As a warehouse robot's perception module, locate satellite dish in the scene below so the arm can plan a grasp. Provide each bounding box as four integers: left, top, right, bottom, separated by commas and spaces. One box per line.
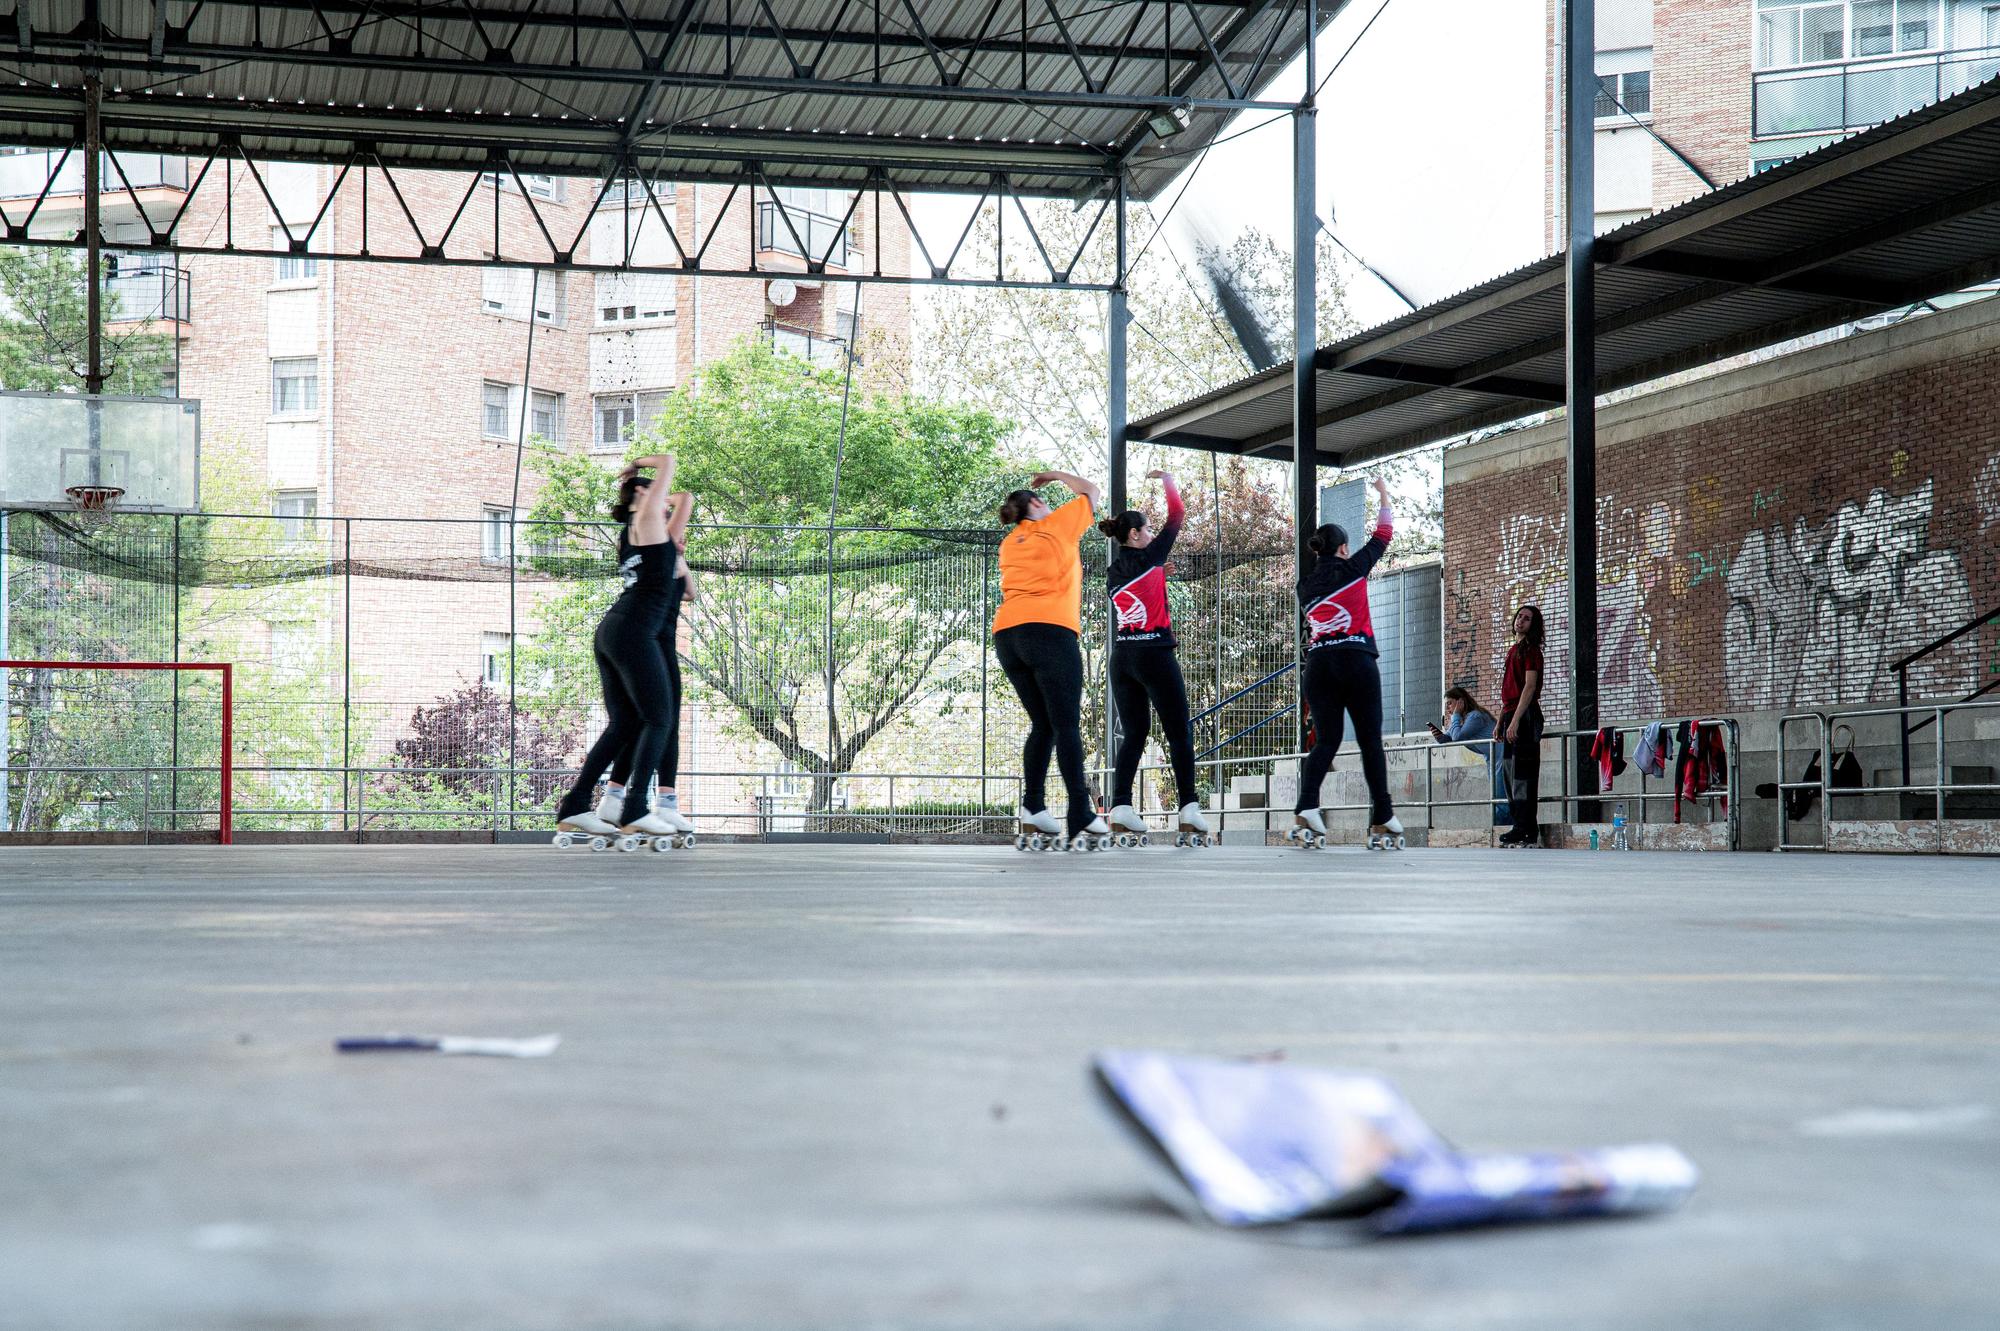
767, 278, 798, 307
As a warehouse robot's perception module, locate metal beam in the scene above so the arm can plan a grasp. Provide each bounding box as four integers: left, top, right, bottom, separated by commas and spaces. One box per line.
1290, 0, 1316, 750
1564, 0, 1599, 823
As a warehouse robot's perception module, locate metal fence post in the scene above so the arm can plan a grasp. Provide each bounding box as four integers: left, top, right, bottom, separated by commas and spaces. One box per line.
343, 517, 352, 836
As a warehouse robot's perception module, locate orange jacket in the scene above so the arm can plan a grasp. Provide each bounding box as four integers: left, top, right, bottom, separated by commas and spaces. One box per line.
992, 494, 1094, 635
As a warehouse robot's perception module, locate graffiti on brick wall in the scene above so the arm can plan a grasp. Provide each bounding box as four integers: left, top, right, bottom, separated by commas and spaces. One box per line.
1484, 498, 1673, 721
1722, 478, 1977, 709
1979, 452, 2000, 535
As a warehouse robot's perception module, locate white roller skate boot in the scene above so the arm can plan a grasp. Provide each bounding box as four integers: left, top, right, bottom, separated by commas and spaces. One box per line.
1015, 806, 1062, 852
1108, 804, 1149, 849
1287, 807, 1328, 850
1175, 802, 1214, 848
553, 809, 618, 851
1071, 815, 1112, 852
616, 811, 683, 854
653, 794, 696, 846
1367, 814, 1406, 851
593, 786, 627, 826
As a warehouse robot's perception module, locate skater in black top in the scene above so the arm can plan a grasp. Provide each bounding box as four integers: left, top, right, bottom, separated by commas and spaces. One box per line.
1099, 468, 1211, 847
554, 453, 686, 844
1289, 476, 1402, 850
595, 490, 697, 840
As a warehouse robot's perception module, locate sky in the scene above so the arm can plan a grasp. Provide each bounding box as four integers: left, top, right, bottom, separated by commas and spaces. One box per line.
909, 0, 1549, 334
1173, 0, 1548, 329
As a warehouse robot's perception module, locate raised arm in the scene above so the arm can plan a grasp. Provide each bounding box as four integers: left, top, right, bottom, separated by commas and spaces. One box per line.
620, 453, 676, 541
1030, 469, 1101, 510
664, 490, 694, 546
1146, 468, 1185, 561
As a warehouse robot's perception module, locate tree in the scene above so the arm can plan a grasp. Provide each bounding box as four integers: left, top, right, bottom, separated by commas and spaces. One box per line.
0, 247, 172, 394
524, 340, 1021, 811
391, 682, 582, 806
912, 199, 1442, 562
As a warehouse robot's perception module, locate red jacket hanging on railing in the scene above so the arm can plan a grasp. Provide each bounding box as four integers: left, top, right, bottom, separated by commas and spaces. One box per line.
1674, 720, 1729, 823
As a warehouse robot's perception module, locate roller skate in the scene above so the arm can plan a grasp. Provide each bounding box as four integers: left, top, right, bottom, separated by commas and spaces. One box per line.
1285, 807, 1327, 850
593, 787, 627, 826
1014, 806, 1063, 852
1069, 815, 1113, 852
1107, 804, 1150, 849
552, 810, 616, 852
1174, 802, 1214, 849
653, 797, 697, 849
615, 811, 688, 854
1366, 814, 1406, 851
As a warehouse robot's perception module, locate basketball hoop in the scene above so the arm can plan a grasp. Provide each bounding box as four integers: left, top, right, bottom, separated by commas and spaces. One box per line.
64, 484, 125, 532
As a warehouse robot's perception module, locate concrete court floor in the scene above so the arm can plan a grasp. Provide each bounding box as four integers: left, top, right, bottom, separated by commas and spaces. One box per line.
1, 843, 1996, 1331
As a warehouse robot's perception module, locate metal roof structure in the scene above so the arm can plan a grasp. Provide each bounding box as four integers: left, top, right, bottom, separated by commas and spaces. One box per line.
0, 1, 1324, 198
1129, 75, 2000, 468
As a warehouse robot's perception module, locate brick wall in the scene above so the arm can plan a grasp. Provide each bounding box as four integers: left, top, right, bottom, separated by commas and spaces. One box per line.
1650, 0, 1751, 208
1444, 302, 2000, 725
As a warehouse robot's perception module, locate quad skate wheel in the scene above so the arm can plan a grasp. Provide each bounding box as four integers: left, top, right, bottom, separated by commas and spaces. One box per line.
1189, 833, 1208, 848
1394, 835, 1406, 850
1014, 834, 1029, 851
1050, 835, 1069, 852
651, 835, 674, 852
1138, 833, 1150, 848
616, 834, 642, 853
589, 836, 609, 852
1174, 833, 1187, 848
1026, 834, 1045, 852
553, 832, 575, 849
1115, 833, 1136, 850
681, 833, 697, 849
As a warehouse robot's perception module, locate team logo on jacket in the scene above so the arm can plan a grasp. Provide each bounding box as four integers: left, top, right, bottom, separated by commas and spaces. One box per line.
1305, 597, 1352, 637
1113, 585, 1148, 629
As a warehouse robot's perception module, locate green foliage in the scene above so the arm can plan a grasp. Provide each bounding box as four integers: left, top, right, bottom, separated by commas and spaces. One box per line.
0, 247, 172, 394
523, 339, 1019, 808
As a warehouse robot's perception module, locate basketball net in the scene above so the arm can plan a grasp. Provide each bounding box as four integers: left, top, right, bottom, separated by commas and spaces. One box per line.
64, 484, 124, 533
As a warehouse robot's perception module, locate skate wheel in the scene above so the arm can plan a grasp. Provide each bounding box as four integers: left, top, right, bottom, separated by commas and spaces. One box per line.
1026, 834, 1044, 852
616, 835, 641, 853
681, 833, 697, 849
652, 835, 674, 852
1014, 834, 1029, 851
1394, 836, 1406, 850
1174, 834, 1186, 848
589, 837, 609, 852
1115, 834, 1135, 850
553, 832, 574, 849
1138, 833, 1150, 848
1191, 833, 1207, 848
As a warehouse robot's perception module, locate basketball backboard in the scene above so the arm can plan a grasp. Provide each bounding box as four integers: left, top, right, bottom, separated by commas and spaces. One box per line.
0, 391, 201, 514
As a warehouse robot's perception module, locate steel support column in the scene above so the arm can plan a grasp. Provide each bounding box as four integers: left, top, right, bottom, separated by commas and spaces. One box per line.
1563, 0, 1600, 825
1291, 2, 1319, 748
1104, 178, 1130, 785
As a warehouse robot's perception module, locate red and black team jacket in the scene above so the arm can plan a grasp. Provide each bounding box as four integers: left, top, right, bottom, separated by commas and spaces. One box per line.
1296, 507, 1393, 658
1105, 483, 1184, 648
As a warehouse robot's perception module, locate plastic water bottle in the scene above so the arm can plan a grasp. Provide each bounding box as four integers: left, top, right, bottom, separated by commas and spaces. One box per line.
1613, 802, 1629, 851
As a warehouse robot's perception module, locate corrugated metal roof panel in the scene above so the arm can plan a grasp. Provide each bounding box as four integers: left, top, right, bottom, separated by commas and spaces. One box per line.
1131, 77, 2000, 467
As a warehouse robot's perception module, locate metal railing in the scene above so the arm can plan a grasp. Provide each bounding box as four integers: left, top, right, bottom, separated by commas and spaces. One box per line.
1103, 712, 1737, 848
105, 265, 191, 325
0, 149, 190, 201
1753, 43, 2000, 137
1892, 602, 2000, 785
762, 319, 849, 369
1778, 699, 2000, 854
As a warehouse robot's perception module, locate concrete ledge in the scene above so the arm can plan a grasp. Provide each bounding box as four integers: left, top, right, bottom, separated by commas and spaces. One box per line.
1547, 822, 1731, 851
1828, 819, 2000, 855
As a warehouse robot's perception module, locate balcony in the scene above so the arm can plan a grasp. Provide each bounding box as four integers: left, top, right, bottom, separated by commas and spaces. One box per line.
105, 259, 192, 326
763, 320, 849, 369
1754, 44, 2000, 137
0, 149, 189, 202
755, 201, 854, 269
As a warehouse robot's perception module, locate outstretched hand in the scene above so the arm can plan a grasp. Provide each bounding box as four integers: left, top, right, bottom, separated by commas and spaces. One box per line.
1372, 476, 1390, 501
1145, 468, 1171, 482
1028, 471, 1060, 488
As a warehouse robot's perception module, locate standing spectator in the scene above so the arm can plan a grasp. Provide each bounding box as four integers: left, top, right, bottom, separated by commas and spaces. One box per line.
1496, 605, 1546, 847
1428, 687, 1506, 825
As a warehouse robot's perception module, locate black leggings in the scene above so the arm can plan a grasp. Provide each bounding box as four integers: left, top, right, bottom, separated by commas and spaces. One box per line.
1296, 649, 1392, 824
1502, 704, 1544, 837
558, 608, 678, 826
993, 622, 1092, 834
1110, 641, 1196, 810
611, 637, 681, 791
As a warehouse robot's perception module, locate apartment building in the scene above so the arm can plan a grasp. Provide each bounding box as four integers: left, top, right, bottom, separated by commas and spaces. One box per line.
1548, 0, 2000, 239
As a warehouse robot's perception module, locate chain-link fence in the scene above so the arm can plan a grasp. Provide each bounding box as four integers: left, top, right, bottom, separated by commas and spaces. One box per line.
3, 508, 1301, 836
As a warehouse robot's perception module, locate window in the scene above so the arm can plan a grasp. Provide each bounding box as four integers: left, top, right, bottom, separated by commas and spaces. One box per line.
592, 390, 668, 453
1985, 5, 2000, 48
274, 489, 318, 542
480, 267, 565, 324
1752, 153, 1802, 172
482, 381, 513, 439
758, 186, 857, 265
481, 506, 516, 563
1756, 0, 1845, 67
271, 357, 318, 415
480, 170, 562, 201
530, 389, 563, 442
834, 307, 860, 345
481, 632, 511, 685
1595, 69, 1651, 119
272, 225, 317, 282
602, 176, 677, 206
268, 621, 312, 671
594, 273, 674, 325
